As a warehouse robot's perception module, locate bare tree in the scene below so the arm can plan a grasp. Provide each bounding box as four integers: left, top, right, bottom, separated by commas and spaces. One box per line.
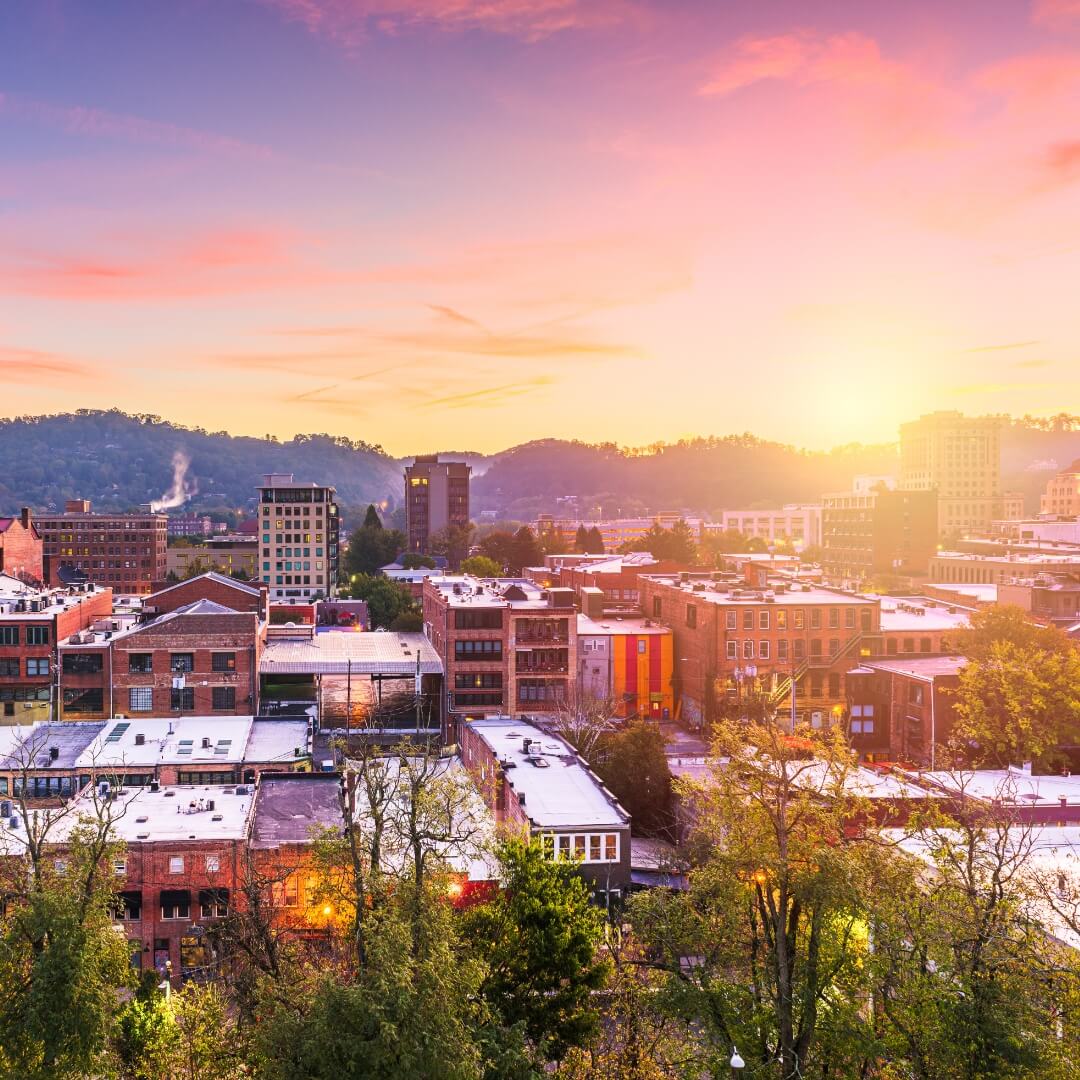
545, 686, 621, 766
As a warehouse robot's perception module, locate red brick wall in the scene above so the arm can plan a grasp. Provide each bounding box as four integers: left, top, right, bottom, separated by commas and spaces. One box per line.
0, 514, 43, 582
144, 577, 267, 618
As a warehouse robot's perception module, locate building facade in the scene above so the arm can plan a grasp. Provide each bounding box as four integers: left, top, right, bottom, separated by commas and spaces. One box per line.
0, 509, 43, 583
423, 577, 577, 720
576, 614, 674, 720
405, 455, 471, 555
899, 411, 1017, 533
708, 504, 823, 550
1040, 459, 1080, 517
165, 536, 259, 583
822, 487, 938, 585
37, 500, 168, 594
257, 474, 339, 601
636, 572, 880, 730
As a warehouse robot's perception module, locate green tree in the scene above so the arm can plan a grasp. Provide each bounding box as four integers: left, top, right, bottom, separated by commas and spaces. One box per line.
429, 523, 475, 570
584, 526, 605, 554
348, 574, 419, 629
461, 554, 502, 578
400, 552, 436, 570
465, 838, 609, 1061
510, 526, 544, 573
477, 531, 516, 571
574, 525, 589, 553
345, 506, 405, 577
621, 521, 698, 564
596, 723, 672, 838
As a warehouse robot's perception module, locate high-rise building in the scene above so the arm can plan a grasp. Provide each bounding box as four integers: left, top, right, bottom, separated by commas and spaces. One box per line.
899, 412, 1009, 533
405, 455, 471, 555
256, 474, 339, 601
37, 500, 168, 594
1040, 459, 1080, 517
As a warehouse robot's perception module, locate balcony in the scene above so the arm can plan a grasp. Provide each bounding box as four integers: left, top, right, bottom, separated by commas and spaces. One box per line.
515, 630, 569, 646
516, 660, 569, 675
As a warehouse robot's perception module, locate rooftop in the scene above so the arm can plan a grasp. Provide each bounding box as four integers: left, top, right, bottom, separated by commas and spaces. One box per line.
427, 575, 573, 610
260, 631, 442, 676
914, 767, 1080, 807
249, 772, 343, 847
922, 582, 999, 604
0, 721, 108, 771
934, 550, 1080, 565
640, 574, 874, 606
576, 613, 671, 636
858, 655, 968, 680
875, 596, 972, 632
467, 717, 628, 830
147, 572, 263, 602
0, 577, 109, 619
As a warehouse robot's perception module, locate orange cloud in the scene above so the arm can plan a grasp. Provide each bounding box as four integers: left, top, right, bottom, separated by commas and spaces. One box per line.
421, 376, 554, 409
0, 346, 93, 383
0, 93, 271, 159
1045, 138, 1080, 178
260, 0, 632, 46
1032, 0, 1080, 28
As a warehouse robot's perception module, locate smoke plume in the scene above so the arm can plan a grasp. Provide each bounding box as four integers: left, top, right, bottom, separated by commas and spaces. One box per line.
150, 450, 197, 512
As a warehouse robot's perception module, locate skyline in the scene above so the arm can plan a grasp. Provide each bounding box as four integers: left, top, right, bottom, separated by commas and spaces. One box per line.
4, 1, 1080, 453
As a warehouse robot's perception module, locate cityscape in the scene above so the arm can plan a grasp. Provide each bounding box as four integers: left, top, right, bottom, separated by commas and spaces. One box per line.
5, 2, 1080, 1079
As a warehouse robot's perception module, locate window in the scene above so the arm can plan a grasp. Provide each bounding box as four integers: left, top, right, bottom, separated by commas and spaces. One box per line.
170, 688, 195, 711
793, 640, 805, 660
828, 673, 840, 697
776, 610, 788, 630
686, 604, 697, 629
759, 641, 770, 660
828, 639, 839, 658
26, 626, 49, 645
161, 891, 190, 920
743, 640, 754, 659
652, 597, 662, 618
605, 834, 617, 861
454, 610, 503, 630
810, 639, 822, 657
810, 609, 822, 629
170, 653, 194, 673
726, 640, 738, 659
455, 673, 502, 689
845, 608, 855, 628
725, 610, 737, 630
793, 610, 805, 630
128, 653, 153, 673
742, 611, 754, 630
0, 659, 17, 676
589, 835, 602, 861
114, 858, 127, 874
200, 889, 229, 919
169, 856, 185, 874
0, 627, 18, 646
909, 684, 925, 706
455, 640, 504, 660
828, 608, 839, 628
206, 855, 220, 873
920, 637, 932, 653
212, 687, 236, 711
637, 639, 647, 655
272, 877, 299, 907
116, 891, 141, 920
129, 687, 153, 712
860, 609, 872, 631
26, 658, 49, 676
63, 652, 102, 674
759, 611, 769, 630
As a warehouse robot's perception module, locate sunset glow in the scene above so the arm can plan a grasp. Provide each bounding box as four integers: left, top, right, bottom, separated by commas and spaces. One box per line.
3, 1, 1080, 451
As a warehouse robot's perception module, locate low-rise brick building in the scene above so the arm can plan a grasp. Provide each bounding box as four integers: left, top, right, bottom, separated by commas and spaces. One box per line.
0, 509, 43, 584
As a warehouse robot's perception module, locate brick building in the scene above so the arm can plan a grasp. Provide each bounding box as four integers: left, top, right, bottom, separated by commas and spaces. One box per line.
0, 509, 43, 583
547, 553, 686, 612
143, 573, 267, 619
636, 572, 880, 730
1040, 459, 1080, 517
845, 656, 965, 765
423, 576, 577, 721
576, 613, 674, 720
58, 598, 264, 721
404, 455, 471, 556
0, 576, 113, 721
37, 500, 168, 594
460, 716, 630, 899
165, 536, 259, 583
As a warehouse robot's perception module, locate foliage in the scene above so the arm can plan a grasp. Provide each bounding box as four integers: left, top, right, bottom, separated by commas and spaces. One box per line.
344, 507, 406, 576
464, 838, 609, 1061
346, 573, 419, 628
400, 552, 436, 569
573, 525, 605, 555
596, 723, 673, 838
429, 523, 476, 570
477, 526, 544, 574
947, 606, 1080, 767
461, 554, 503, 577
619, 521, 698, 564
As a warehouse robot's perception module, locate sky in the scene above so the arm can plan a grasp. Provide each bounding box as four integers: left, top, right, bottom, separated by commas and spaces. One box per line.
2, 0, 1080, 455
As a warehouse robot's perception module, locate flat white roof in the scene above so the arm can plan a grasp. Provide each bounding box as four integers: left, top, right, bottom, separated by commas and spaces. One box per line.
875, 596, 972, 632
76, 717, 254, 768
467, 718, 628, 830
577, 613, 671, 637
917, 768, 1080, 807
862, 656, 967, 680
244, 718, 312, 764
923, 583, 999, 604
260, 631, 442, 676
641, 575, 872, 606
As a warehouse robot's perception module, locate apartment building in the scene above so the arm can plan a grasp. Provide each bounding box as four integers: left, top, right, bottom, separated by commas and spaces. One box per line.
0, 575, 113, 721
404, 455, 471, 555
1040, 459, 1080, 517
257, 474, 339, 601
899, 412, 1022, 533
576, 613, 674, 720
423, 576, 577, 721
929, 550, 1080, 585
166, 514, 226, 538
0, 508, 43, 583
821, 486, 938, 585
636, 572, 879, 730
37, 499, 168, 594
166, 535, 259, 583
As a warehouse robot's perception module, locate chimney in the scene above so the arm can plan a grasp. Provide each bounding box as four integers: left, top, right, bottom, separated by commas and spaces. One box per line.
20, 507, 31, 531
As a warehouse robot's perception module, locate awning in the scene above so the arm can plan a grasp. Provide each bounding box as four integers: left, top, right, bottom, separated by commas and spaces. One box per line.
160, 889, 190, 907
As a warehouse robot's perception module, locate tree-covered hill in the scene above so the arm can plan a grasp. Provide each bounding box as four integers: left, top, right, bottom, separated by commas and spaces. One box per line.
0, 410, 402, 516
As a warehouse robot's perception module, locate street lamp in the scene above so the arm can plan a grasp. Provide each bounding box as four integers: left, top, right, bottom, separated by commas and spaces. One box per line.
730, 1047, 745, 1074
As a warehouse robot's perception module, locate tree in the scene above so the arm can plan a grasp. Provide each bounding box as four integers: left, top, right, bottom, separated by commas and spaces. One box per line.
946, 606, 1080, 767
574, 525, 589, 553
630, 719, 880, 1078
584, 526, 605, 554
510, 526, 544, 573
464, 838, 609, 1061
547, 688, 620, 767
429, 523, 475, 570
477, 531, 516, 571
400, 552, 435, 570
460, 554, 502, 578
596, 723, 673, 838
620, 521, 697, 564
345, 506, 405, 577
348, 574, 419, 629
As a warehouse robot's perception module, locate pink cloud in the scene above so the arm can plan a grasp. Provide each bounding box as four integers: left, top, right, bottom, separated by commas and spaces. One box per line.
260, 0, 632, 46
0, 346, 93, 383
975, 51, 1080, 106
1032, 0, 1080, 28
0, 93, 272, 159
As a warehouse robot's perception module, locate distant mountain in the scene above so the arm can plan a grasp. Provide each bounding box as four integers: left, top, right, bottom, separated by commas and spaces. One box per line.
2, 410, 1078, 523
